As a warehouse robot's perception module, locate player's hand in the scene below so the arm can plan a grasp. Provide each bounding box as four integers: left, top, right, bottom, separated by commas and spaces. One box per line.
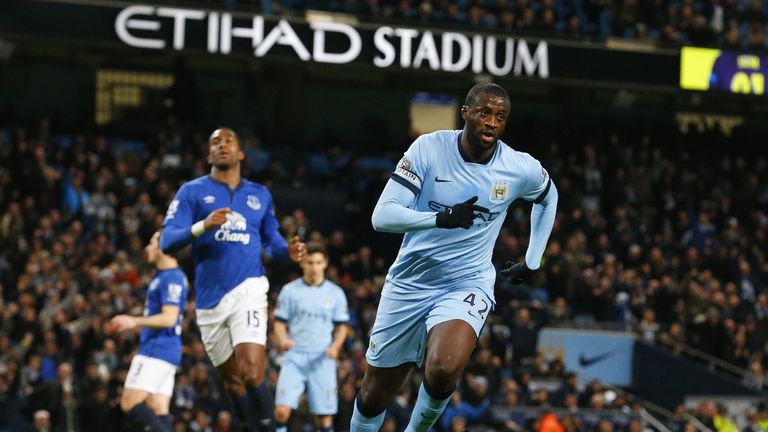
110, 315, 138, 332
435, 196, 489, 229
288, 236, 306, 263
203, 208, 232, 231
326, 345, 341, 359
277, 338, 295, 352
500, 261, 537, 284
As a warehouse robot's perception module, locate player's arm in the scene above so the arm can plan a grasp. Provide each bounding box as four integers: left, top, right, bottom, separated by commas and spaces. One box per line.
160, 185, 234, 253
273, 288, 294, 351
524, 180, 558, 270
273, 319, 294, 352
373, 139, 488, 232
111, 305, 180, 331
371, 179, 437, 232
372, 180, 489, 232
326, 323, 349, 360
501, 164, 558, 283
327, 289, 351, 359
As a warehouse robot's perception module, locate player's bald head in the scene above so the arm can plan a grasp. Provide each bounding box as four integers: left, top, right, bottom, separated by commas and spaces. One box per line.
464, 83, 510, 107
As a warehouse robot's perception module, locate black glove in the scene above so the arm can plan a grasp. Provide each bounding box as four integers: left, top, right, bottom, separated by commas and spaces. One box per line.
500, 261, 537, 284
435, 196, 490, 229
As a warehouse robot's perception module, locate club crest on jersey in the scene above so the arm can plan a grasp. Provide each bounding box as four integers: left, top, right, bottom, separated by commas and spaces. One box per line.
247, 195, 262, 211
203, 195, 216, 204
490, 180, 509, 202
215, 211, 251, 244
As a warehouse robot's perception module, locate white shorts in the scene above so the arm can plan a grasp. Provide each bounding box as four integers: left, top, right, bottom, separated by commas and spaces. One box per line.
124, 355, 177, 396
196, 277, 269, 367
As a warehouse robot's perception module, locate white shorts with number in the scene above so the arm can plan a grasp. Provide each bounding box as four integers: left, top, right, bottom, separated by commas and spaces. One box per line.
196, 276, 269, 367
124, 355, 177, 396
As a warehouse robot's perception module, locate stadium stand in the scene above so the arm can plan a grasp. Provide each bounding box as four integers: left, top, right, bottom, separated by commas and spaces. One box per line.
139, 0, 768, 48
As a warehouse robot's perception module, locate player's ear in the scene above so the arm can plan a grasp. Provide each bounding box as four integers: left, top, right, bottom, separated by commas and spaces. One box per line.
460, 105, 469, 120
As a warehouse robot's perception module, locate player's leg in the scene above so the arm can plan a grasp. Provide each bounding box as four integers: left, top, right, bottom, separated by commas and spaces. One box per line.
145, 394, 172, 430
306, 355, 338, 432
274, 406, 292, 432
352, 294, 431, 432
218, 354, 257, 431
145, 359, 177, 431
352, 363, 412, 432
404, 289, 491, 432
404, 320, 476, 432
230, 277, 274, 431
122, 355, 170, 432
198, 303, 256, 431
316, 415, 334, 432
275, 354, 307, 432
234, 343, 274, 432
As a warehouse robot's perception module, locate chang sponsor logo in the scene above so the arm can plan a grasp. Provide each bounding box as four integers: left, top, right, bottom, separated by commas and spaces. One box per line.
214, 211, 251, 244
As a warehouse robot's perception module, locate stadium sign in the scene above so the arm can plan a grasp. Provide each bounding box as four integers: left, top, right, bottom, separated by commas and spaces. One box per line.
114, 5, 548, 78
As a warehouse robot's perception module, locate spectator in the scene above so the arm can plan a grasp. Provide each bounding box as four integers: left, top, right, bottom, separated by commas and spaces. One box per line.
32, 410, 51, 432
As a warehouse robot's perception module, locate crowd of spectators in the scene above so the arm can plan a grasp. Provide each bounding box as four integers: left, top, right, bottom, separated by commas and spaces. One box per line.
188, 0, 768, 49
0, 117, 766, 431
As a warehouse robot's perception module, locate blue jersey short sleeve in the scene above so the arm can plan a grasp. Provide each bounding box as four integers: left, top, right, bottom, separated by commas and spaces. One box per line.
139, 268, 188, 365
161, 280, 186, 307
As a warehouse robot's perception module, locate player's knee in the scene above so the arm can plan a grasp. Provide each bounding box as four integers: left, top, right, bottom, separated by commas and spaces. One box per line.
145, 396, 169, 415
120, 394, 140, 413
425, 357, 463, 389
316, 415, 333, 428
357, 386, 390, 415
275, 406, 291, 423
242, 372, 265, 388
221, 373, 246, 396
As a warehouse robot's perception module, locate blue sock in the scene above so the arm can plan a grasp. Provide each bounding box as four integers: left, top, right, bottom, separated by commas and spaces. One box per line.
276, 422, 288, 432
404, 381, 453, 432
232, 394, 258, 432
247, 384, 276, 432
350, 394, 386, 432
159, 415, 172, 431
127, 403, 167, 432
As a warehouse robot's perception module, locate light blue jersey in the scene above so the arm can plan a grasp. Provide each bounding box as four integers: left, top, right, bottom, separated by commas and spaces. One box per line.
274, 278, 349, 353
160, 176, 289, 309
384, 130, 551, 303
138, 268, 189, 366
